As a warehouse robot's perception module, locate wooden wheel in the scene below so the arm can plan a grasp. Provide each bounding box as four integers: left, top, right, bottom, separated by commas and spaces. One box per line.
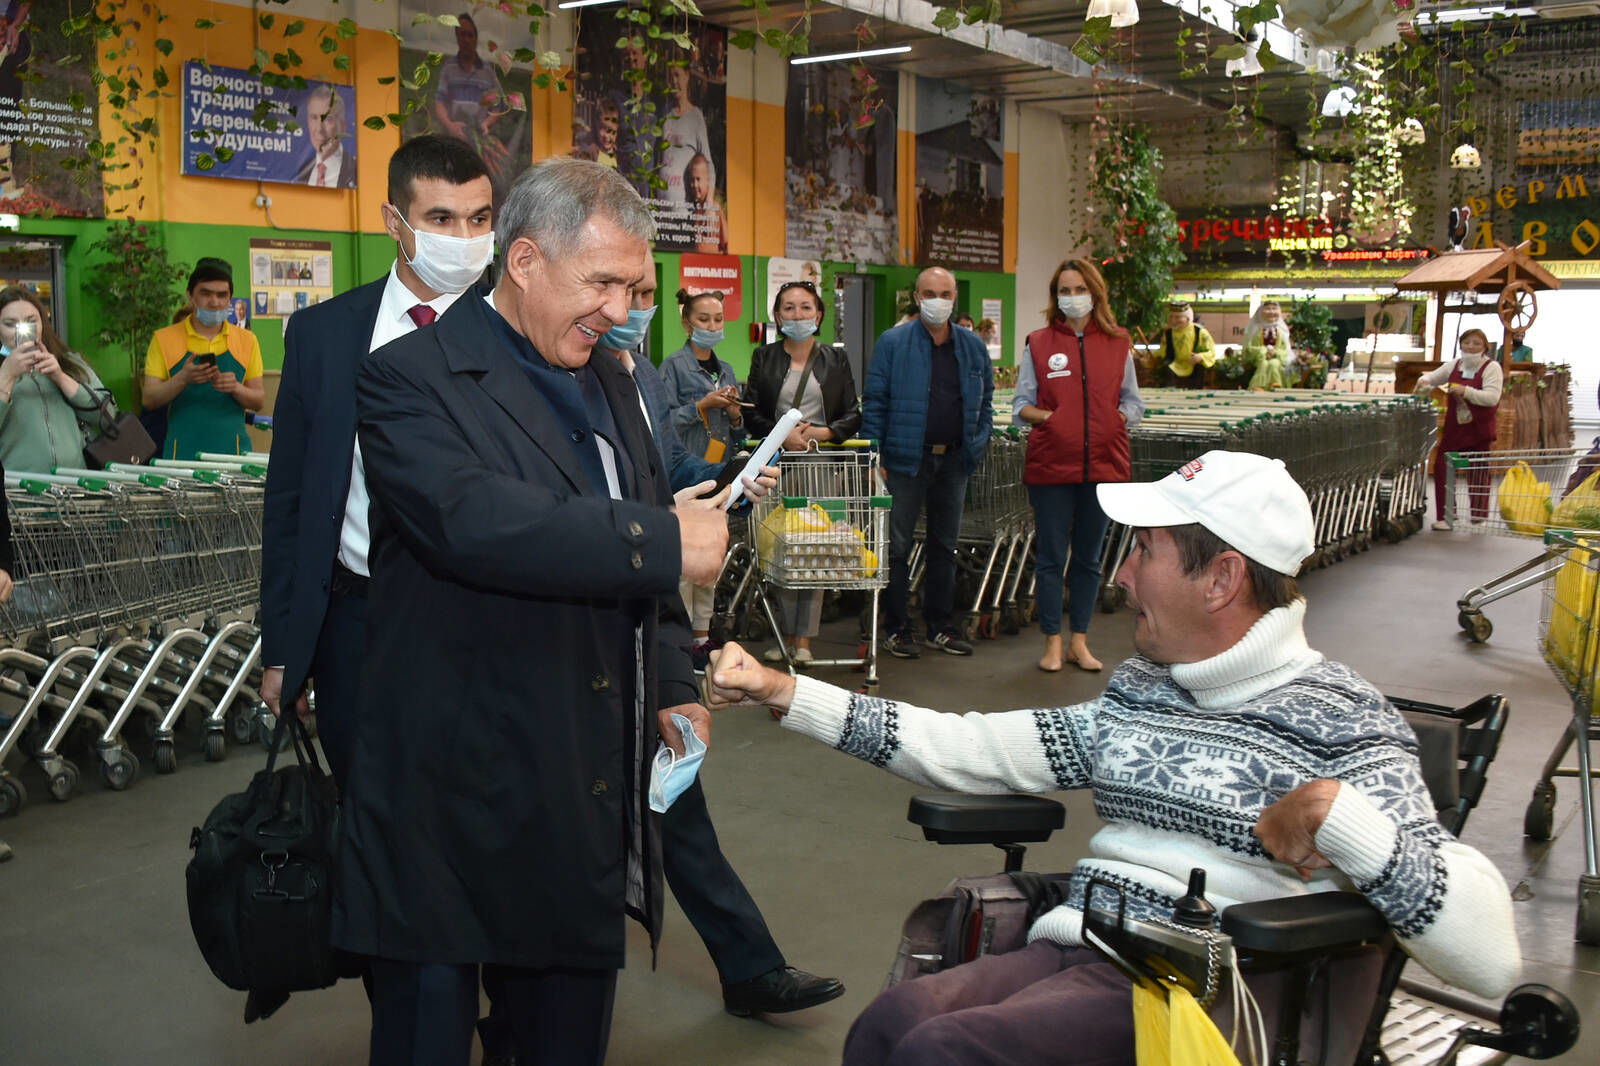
1497, 280, 1538, 332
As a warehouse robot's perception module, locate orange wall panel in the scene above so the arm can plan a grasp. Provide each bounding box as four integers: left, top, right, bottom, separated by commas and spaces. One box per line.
1004, 150, 1019, 274
531, 80, 574, 163
114, 2, 400, 231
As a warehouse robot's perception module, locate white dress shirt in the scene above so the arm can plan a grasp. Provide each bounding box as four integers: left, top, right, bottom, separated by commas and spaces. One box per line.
337, 265, 464, 575
306, 145, 349, 188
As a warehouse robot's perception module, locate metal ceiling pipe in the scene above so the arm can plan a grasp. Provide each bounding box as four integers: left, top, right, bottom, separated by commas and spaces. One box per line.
816, 0, 1226, 113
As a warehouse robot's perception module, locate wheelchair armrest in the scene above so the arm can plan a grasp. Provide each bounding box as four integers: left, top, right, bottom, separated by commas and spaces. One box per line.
907, 793, 1066, 845
1221, 892, 1389, 955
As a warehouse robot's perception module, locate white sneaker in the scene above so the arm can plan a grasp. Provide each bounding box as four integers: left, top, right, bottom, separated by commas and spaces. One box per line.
764, 647, 786, 663
792, 647, 814, 665
1431, 520, 1451, 531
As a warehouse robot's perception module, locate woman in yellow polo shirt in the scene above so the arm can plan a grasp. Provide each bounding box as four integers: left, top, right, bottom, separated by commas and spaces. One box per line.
143, 257, 265, 460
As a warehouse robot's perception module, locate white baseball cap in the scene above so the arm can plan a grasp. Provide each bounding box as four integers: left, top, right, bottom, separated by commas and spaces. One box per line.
1096, 451, 1314, 575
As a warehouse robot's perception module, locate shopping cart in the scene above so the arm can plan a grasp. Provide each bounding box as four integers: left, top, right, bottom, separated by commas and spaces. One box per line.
929, 432, 1033, 641
1098, 391, 1435, 601
1532, 529, 1600, 944
0, 458, 268, 824
1445, 448, 1590, 643
746, 444, 889, 689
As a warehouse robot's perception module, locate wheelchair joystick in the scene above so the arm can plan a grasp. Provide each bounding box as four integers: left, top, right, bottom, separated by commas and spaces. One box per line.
1173, 867, 1217, 930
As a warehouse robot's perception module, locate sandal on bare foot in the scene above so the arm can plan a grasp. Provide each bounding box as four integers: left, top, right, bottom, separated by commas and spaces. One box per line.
1066, 642, 1103, 672
1039, 636, 1064, 672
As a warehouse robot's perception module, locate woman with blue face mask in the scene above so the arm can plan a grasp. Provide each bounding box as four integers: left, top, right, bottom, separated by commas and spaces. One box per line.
742, 279, 862, 665
661, 289, 741, 466
0, 286, 115, 474
661, 288, 741, 657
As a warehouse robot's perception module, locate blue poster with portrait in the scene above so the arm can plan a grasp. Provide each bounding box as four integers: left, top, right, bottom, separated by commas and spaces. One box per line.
180, 62, 358, 188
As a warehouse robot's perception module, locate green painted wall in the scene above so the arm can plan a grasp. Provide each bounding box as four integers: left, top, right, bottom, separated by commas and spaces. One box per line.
12, 216, 394, 407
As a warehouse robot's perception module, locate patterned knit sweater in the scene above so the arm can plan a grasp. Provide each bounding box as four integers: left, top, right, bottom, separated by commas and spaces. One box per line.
781, 601, 1521, 999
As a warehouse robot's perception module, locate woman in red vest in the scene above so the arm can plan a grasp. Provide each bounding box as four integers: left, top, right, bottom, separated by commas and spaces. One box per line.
1013, 259, 1144, 672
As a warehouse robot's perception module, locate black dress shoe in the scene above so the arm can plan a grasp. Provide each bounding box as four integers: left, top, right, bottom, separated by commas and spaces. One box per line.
723, 966, 845, 1017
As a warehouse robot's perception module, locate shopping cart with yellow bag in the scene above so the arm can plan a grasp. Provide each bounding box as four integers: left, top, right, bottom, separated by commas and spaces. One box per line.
747, 443, 890, 689
1531, 529, 1600, 944
1444, 448, 1594, 643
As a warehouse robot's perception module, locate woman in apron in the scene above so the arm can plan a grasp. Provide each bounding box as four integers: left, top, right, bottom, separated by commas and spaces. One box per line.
1413, 328, 1502, 530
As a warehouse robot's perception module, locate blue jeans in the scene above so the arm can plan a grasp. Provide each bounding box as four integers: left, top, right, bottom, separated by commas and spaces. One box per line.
886, 449, 970, 636
1028, 483, 1111, 637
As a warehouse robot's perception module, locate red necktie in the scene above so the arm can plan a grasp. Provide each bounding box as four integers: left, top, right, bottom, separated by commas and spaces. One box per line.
316, 161, 327, 186
407, 304, 437, 328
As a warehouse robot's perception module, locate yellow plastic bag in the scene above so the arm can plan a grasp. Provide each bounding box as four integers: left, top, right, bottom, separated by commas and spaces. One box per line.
1497, 461, 1552, 536
1133, 981, 1243, 1066
1554, 470, 1600, 530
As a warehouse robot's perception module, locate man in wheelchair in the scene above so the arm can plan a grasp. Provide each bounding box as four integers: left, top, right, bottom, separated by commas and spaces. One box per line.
706, 450, 1522, 1066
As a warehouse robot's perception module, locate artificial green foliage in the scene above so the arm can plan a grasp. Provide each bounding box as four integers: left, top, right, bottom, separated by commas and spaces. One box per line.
87, 219, 188, 393
1288, 298, 1335, 361
1087, 120, 1185, 338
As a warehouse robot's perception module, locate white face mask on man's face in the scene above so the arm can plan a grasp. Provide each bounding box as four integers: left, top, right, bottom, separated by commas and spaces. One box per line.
390, 205, 495, 295
918, 297, 953, 327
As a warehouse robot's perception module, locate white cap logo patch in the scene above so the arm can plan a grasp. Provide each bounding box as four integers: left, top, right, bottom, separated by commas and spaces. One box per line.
1178, 458, 1204, 481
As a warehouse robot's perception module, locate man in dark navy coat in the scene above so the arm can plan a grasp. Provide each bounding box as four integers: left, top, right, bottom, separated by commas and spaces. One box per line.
260, 134, 495, 787
332, 158, 728, 1066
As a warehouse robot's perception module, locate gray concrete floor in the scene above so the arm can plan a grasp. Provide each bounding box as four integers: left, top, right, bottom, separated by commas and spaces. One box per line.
0, 529, 1596, 1064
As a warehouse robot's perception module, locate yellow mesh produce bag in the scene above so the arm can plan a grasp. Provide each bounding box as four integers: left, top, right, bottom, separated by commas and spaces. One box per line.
1132, 981, 1244, 1066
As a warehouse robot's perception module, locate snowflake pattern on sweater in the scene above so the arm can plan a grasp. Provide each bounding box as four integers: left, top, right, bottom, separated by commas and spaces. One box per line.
839, 656, 1448, 939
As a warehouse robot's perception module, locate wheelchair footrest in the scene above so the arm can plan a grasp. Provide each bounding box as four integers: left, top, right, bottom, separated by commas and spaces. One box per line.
907, 793, 1066, 845
1381, 987, 1503, 1066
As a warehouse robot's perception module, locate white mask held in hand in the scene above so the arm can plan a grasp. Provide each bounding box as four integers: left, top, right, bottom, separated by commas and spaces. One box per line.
1057, 293, 1094, 320
648, 713, 707, 813
391, 206, 495, 295
918, 297, 953, 328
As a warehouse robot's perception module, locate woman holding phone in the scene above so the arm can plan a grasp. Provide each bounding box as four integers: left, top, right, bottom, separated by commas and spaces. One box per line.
742, 279, 861, 664
660, 289, 743, 659
0, 286, 114, 473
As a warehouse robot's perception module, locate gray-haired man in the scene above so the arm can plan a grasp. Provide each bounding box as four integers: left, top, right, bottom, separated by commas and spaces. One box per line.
334, 158, 728, 1065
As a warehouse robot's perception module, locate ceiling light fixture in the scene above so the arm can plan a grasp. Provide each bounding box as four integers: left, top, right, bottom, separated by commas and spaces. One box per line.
1086, 0, 1141, 28
791, 45, 913, 66
1417, 4, 1538, 23
1321, 85, 1358, 117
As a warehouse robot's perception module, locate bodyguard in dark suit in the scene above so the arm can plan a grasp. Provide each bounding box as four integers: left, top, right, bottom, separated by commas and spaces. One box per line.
260, 136, 495, 787
334, 158, 729, 1066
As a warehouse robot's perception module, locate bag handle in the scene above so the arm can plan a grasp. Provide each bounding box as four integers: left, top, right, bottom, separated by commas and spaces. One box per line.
84, 386, 119, 435
263, 705, 327, 781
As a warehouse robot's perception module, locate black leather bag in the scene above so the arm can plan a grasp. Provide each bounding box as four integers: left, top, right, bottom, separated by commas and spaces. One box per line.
83, 391, 157, 468
186, 713, 342, 1007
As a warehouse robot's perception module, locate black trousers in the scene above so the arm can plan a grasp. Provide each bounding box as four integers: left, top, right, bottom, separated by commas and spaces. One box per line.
308, 587, 366, 791
369, 958, 616, 1066
662, 775, 786, 983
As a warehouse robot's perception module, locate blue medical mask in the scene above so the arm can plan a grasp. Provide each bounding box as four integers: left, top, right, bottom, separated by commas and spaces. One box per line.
648, 713, 707, 814
691, 327, 724, 349
601, 306, 658, 351
779, 318, 819, 342
195, 307, 230, 328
